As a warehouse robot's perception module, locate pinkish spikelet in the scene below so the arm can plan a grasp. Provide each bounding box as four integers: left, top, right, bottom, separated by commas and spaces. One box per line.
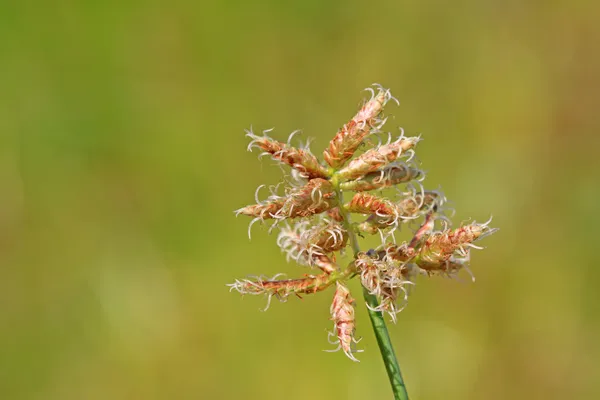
275, 178, 337, 219
355, 191, 444, 234
246, 128, 329, 179
339, 164, 423, 192
416, 219, 497, 279
228, 273, 334, 310
355, 252, 414, 322
345, 192, 398, 219
396, 191, 443, 218
238, 179, 337, 223
235, 201, 284, 219
323, 85, 396, 168
356, 253, 381, 296
277, 221, 347, 274
336, 136, 420, 181
328, 282, 361, 361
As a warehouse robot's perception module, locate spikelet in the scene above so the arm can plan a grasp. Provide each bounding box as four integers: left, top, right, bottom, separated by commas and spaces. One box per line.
235, 199, 284, 219
355, 252, 414, 322
356, 191, 444, 234
237, 179, 337, 222
419, 220, 495, 263
340, 164, 423, 192
228, 273, 334, 310
247, 128, 328, 179
323, 85, 397, 168
328, 282, 361, 361
277, 220, 347, 273
336, 136, 420, 181
345, 192, 398, 219
275, 178, 337, 219
415, 219, 497, 279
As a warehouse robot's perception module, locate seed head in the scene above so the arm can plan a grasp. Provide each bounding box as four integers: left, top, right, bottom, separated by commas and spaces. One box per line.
230, 85, 497, 361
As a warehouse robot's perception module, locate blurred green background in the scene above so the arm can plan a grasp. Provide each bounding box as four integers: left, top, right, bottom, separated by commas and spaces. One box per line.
1, 1, 599, 399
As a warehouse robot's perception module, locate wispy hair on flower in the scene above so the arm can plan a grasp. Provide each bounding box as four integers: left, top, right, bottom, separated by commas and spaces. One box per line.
228, 84, 497, 365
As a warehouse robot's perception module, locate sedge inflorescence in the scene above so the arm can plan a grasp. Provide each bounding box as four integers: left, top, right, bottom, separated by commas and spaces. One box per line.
229, 85, 497, 362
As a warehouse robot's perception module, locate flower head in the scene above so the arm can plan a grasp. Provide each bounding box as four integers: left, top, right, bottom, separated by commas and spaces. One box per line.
230, 85, 497, 361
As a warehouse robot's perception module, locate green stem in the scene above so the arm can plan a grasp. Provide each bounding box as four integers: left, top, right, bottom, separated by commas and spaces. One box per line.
363, 289, 409, 400
333, 183, 409, 400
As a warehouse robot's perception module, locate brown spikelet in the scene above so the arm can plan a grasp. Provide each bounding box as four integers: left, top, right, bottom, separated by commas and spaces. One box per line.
419, 221, 496, 264
236, 199, 284, 219
355, 252, 380, 294
416, 259, 465, 276
336, 137, 420, 181
246, 129, 328, 179
277, 220, 347, 274
355, 252, 413, 322
344, 193, 397, 218
228, 273, 334, 305
329, 282, 360, 361
340, 164, 423, 192
312, 254, 337, 274
307, 222, 348, 253
355, 191, 443, 234
276, 178, 337, 219
324, 86, 394, 168
396, 191, 441, 217
415, 220, 497, 278
237, 180, 338, 222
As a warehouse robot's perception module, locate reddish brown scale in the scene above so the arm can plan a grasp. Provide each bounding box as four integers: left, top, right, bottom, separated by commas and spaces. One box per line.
345, 193, 396, 217
326, 208, 344, 222
417, 259, 463, 276
408, 212, 436, 249
312, 254, 337, 274
380, 244, 415, 263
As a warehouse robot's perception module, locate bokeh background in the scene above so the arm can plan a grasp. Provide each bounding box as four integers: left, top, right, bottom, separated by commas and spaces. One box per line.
1, 1, 599, 399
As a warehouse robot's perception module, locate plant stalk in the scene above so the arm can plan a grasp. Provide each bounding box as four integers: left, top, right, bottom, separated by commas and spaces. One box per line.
333, 184, 409, 400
